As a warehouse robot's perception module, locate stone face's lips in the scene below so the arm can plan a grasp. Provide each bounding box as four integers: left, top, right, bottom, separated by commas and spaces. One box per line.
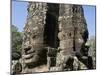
23, 54, 33, 59
26, 50, 35, 54
24, 55, 40, 64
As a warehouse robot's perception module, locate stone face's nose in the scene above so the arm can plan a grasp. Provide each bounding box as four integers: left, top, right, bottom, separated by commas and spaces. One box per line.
23, 40, 32, 54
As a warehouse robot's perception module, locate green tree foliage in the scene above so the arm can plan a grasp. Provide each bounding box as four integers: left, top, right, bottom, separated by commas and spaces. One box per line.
11, 25, 22, 60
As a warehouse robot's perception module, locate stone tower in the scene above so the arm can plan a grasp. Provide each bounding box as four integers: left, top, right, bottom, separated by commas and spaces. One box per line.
56, 4, 89, 71
21, 2, 92, 73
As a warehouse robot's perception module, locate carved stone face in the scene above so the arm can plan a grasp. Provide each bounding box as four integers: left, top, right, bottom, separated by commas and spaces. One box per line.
22, 28, 46, 67
22, 2, 47, 68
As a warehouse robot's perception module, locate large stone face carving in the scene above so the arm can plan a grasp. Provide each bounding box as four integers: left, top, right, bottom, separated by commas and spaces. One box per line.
56, 5, 88, 70
22, 2, 47, 73
20, 2, 92, 73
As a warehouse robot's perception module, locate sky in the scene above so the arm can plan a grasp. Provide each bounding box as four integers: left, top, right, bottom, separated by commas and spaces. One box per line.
12, 1, 96, 38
